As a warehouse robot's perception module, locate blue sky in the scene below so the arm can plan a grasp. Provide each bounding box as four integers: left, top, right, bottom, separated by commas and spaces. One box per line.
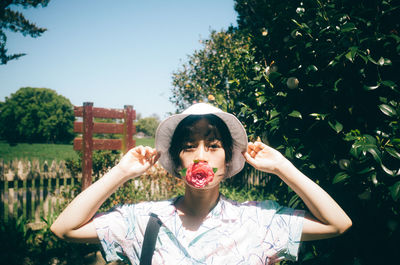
0, 0, 237, 119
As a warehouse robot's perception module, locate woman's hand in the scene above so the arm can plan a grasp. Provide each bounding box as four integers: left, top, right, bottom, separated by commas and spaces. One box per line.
244, 140, 352, 240
243, 141, 289, 175
116, 145, 160, 179
50, 145, 160, 243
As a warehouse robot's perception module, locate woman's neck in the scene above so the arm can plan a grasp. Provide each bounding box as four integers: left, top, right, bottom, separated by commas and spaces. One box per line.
175, 184, 220, 230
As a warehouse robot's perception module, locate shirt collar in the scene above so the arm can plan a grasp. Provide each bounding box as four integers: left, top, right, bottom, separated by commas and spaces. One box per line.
149, 196, 179, 219
216, 194, 240, 222
150, 194, 240, 224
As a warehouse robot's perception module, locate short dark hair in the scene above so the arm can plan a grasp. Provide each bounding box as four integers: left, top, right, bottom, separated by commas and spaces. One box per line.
169, 114, 233, 171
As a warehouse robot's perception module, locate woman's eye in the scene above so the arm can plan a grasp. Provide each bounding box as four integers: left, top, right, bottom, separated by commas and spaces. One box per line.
183, 144, 195, 150
210, 143, 222, 149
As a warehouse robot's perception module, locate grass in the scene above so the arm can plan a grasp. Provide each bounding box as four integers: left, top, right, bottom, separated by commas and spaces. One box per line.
0, 137, 155, 163
134, 137, 155, 147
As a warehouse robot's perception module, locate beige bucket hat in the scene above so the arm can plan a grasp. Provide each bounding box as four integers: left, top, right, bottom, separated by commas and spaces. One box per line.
155, 103, 248, 178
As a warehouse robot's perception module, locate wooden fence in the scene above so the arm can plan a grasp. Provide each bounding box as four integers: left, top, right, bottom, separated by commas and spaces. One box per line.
0, 159, 86, 228
0, 158, 271, 228
73, 103, 136, 190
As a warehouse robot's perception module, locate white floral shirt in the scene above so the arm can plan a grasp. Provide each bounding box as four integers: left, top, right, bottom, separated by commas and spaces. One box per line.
93, 195, 304, 265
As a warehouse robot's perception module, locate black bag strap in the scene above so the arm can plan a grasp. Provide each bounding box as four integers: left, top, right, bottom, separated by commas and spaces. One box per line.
140, 213, 161, 265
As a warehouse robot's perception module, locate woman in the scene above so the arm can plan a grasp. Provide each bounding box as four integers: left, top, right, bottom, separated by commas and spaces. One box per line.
51, 103, 352, 264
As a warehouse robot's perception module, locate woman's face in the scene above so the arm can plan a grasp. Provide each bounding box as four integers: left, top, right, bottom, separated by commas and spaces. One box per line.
179, 118, 226, 188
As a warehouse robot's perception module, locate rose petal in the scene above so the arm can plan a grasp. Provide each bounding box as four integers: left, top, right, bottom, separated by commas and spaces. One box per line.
185, 161, 215, 188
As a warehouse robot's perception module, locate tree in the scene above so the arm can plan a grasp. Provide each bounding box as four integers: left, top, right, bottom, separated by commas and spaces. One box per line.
135, 116, 160, 137
171, 28, 259, 114
172, 0, 400, 264
0, 0, 50, 64
0, 87, 74, 144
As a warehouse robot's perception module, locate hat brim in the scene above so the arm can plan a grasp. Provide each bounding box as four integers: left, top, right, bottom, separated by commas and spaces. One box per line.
155, 104, 248, 178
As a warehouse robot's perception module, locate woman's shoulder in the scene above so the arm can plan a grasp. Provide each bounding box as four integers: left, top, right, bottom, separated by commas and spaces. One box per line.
130, 197, 178, 217
134, 197, 175, 207
220, 195, 282, 211
104, 197, 177, 216
219, 195, 285, 225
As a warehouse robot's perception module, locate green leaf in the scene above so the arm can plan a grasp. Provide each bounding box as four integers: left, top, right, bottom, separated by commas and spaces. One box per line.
180, 168, 187, 177
291, 19, 301, 27
288, 194, 300, 208
334, 78, 342, 91
350, 134, 378, 158
213, 168, 218, 173
341, 22, 357, 32
363, 84, 380, 90
377, 57, 392, 66
333, 172, 349, 184
288, 110, 302, 119
285, 147, 294, 159
339, 159, 351, 170
363, 134, 377, 144
306, 65, 318, 73
379, 104, 397, 117
276, 91, 287, 97
349, 46, 358, 62
381, 164, 400, 177
368, 56, 378, 64
270, 110, 280, 119
344, 47, 357, 62
386, 147, 400, 160
366, 147, 382, 164
257, 96, 267, 106
302, 252, 315, 261
359, 54, 368, 64
381, 80, 398, 90
356, 166, 375, 174
365, 149, 400, 177
328, 120, 343, 133
328, 59, 338, 67
310, 113, 328, 120
267, 71, 282, 82
389, 181, 400, 202
345, 51, 354, 62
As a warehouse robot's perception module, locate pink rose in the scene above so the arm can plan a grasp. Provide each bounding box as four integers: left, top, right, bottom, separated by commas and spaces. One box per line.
185, 161, 215, 188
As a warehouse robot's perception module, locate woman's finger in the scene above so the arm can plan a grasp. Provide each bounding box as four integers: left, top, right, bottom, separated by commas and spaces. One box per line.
143, 146, 152, 159
140, 146, 146, 157
151, 151, 160, 165
254, 141, 266, 150
135, 145, 143, 156
248, 142, 257, 153
243, 152, 258, 169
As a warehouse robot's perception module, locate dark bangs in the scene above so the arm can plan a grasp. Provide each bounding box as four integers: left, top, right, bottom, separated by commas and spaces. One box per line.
169, 114, 233, 169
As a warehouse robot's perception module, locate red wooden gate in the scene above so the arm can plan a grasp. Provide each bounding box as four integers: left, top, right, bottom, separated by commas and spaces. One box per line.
73, 102, 136, 190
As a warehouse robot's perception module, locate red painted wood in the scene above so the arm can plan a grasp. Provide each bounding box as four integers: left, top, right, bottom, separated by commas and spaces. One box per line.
82, 103, 93, 190
74, 106, 124, 119
74, 122, 124, 134
123, 105, 134, 154
74, 102, 136, 191
74, 138, 122, 150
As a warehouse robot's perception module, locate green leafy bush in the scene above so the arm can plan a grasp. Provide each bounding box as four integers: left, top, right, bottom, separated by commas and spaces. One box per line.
0, 87, 74, 144
135, 116, 160, 137
100, 164, 185, 212
65, 150, 121, 177
171, 0, 400, 264
0, 216, 98, 265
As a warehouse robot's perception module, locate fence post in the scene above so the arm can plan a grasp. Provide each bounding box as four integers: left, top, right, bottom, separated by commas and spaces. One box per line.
82, 102, 94, 191
74, 103, 136, 191
123, 105, 135, 154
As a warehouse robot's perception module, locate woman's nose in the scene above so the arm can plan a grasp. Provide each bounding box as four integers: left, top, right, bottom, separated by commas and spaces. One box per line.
195, 143, 208, 161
